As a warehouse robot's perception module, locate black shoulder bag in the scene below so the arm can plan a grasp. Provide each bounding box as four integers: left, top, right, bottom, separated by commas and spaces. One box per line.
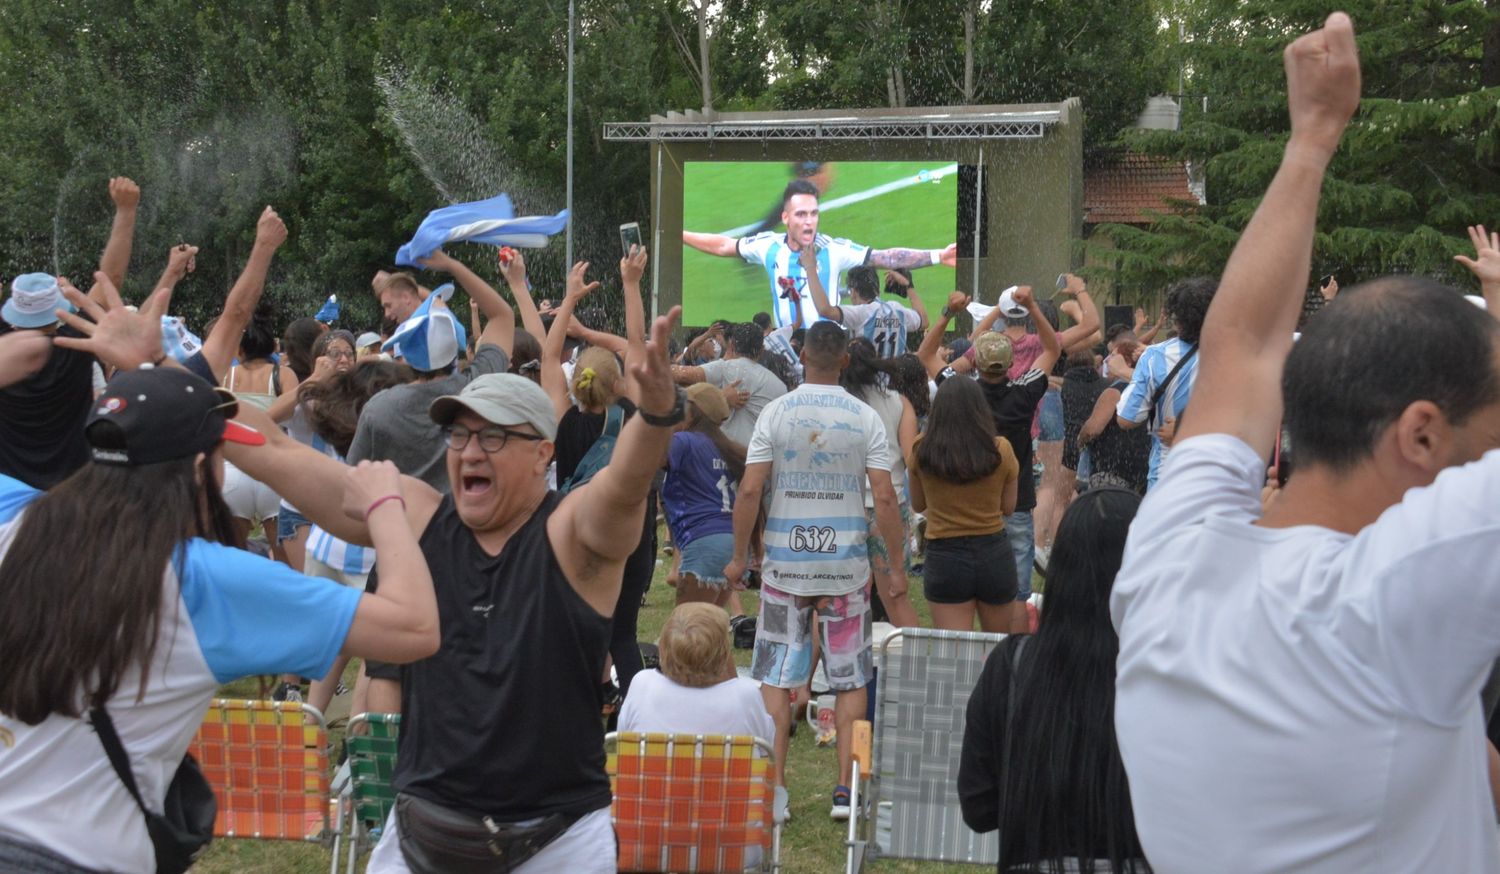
90, 708, 216, 874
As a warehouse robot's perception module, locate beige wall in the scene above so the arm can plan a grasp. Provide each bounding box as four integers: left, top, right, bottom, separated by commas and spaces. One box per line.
646, 99, 1084, 319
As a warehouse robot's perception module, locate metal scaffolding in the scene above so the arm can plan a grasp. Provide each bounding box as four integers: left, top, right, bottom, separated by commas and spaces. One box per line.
602, 111, 1060, 143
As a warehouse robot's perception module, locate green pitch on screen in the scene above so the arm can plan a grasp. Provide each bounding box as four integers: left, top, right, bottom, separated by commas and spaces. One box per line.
681, 161, 959, 326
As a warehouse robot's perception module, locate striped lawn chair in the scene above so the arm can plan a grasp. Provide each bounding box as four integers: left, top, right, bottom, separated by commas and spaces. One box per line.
332, 712, 401, 874
187, 699, 332, 846
849, 628, 1007, 870
607, 732, 782, 873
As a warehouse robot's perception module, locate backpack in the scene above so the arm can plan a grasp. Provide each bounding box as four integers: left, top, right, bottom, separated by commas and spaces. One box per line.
560, 404, 624, 494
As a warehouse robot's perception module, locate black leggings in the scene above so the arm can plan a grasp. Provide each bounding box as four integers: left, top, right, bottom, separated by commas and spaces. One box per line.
611, 493, 657, 700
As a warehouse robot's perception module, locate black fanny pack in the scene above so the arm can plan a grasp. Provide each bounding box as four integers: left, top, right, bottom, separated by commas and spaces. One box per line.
395, 793, 582, 874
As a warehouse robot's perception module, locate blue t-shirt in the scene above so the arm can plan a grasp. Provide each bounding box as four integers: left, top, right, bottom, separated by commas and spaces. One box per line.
0, 473, 362, 872
662, 431, 736, 548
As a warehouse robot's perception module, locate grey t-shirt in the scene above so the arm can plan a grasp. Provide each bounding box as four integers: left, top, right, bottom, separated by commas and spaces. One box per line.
347, 345, 509, 493
700, 357, 787, 446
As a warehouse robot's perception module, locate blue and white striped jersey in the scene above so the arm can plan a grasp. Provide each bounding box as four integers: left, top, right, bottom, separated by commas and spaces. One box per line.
737, 232, 869, 328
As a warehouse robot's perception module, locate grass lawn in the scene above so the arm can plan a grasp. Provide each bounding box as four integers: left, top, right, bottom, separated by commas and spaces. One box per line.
681, 161, 960, 326
192, 525, 1027, 873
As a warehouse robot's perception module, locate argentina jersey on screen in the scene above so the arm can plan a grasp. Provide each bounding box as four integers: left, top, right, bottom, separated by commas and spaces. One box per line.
737, 232, 869, 328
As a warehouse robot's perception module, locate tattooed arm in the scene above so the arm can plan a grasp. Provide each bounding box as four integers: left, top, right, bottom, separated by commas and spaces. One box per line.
869, 243, 958, 270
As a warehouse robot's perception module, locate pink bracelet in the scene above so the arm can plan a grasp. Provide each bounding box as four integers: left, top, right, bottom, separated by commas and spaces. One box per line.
365, 494, 406, 521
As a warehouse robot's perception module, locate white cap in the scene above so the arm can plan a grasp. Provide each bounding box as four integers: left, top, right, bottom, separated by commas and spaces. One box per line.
996, 286, 1028, 319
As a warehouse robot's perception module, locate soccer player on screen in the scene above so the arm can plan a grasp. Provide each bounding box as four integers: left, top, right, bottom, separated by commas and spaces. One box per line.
683, 179, 958, 328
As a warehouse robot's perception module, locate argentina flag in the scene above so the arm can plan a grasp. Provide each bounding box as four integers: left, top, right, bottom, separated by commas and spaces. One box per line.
395, 193, 569, 266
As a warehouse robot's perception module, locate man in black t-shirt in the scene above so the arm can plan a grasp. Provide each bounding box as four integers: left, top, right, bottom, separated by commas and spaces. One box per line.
971, 285, 1060, 633
0, 178, 138, 489
217, 260, 687, 871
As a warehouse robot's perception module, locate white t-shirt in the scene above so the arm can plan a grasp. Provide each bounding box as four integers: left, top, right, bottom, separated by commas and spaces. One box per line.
855, 386, 907, 510
737, 232, 870, 329
618, 670, 775, 741
747, 383, 891, 597
1112, 434, 1500, 873
699, 357, 788, 447
0, 475, 361, 873
841, 300, 921, 359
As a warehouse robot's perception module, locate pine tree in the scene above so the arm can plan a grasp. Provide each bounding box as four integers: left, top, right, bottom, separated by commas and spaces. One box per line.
1098, 0, 1500, 295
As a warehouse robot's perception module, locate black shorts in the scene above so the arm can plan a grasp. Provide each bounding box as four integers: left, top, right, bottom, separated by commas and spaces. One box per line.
922, 532, 1018, 606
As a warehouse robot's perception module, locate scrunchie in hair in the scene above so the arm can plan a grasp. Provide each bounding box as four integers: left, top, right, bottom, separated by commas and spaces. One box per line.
575, 367, 597, 391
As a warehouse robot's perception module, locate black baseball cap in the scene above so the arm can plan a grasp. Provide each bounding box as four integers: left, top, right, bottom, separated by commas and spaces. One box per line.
86, 367, 266, 466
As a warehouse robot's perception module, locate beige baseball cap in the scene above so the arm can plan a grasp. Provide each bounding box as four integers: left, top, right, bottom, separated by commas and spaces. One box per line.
429, 373, 558, 442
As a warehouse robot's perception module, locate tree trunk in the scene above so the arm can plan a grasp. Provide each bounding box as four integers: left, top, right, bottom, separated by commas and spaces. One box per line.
1485, 0, 1500, 88
696, 0, 713, 112
963, 0, 975, 103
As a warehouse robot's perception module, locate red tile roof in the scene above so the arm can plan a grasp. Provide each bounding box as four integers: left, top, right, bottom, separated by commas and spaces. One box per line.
1084, 153, 1202, 225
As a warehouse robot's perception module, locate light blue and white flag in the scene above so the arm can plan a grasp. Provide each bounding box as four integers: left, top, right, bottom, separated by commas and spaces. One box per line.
395, 193, 569, 267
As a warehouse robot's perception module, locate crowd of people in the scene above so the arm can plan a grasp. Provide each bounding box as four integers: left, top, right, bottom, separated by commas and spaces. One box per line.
7, 12, 1500, 874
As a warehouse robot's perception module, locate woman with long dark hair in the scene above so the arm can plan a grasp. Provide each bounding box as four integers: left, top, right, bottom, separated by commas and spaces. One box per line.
0, 364, 438, 874
958, 487, 1149, 873
662, 383, 746, 608
907, 376, 1020, 632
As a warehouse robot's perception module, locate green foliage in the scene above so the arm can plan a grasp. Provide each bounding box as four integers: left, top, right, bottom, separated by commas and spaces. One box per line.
0, 0, 1167, 334
1098, 0, 1500, 293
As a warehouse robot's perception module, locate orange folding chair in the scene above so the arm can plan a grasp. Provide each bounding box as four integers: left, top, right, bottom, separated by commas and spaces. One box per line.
187, 698, 332, 846
607, 732, 782, 873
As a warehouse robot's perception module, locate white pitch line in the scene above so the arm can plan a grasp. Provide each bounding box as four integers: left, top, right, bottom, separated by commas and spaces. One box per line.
716, 163, 960, 238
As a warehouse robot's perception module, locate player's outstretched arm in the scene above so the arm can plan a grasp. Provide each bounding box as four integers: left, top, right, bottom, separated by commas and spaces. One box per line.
870, 243, 957, 270
683, 231, 739, 258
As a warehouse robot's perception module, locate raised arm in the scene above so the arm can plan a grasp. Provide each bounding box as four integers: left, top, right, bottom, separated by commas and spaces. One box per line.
621, 245, 648, 346
919, 293, 969, 378
96, 177, 140, 302
225, 400, 441, 546
200, 207, 287, 381
1013, 286, 1061, 374
869, 243, 957, 270
152, 244, 199, 299
1056, 274, 1101, 352
1455, 225, 1500, 311
418, 249, 514, 356
551, 306, 684, 614
801, 245, 842, 322
498, 249, 546, 340
1176, 12, 1360, 455
683, 231, 740, 258
1138, 309, 1166, 345
900, 274, 931, 331
334, 461, 440, 663
541, 262, 598, 420
970, 300, 1003, 341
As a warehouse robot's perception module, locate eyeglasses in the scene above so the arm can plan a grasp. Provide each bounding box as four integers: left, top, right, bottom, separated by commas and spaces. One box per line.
444, 423, 544, 453
325, 348, 355, 360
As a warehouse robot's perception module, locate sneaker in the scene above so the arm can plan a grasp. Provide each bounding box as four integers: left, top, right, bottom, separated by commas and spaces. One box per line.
272, 681, 302, 703
774, 786, 790, 823
334, 680, 350, 696
830, 785, 851, 821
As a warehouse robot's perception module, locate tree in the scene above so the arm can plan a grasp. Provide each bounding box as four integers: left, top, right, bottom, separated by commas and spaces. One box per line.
1098, 0, 1500, 294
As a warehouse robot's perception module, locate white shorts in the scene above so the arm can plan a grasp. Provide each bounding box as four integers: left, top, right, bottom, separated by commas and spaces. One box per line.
221, 461, 279, 522
366, 805, 616, 873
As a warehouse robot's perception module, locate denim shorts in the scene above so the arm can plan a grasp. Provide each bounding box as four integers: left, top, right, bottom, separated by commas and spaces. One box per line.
277, 505, 312, 541
922, 532, 1019, 605
1038, 388, 1064, 442
678, 532, 734, 585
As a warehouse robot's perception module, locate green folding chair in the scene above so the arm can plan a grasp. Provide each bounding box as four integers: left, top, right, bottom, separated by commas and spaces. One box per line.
331, 712, 401, 874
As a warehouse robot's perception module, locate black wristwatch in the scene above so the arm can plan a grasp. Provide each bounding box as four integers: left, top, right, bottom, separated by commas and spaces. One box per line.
639, 388, 687, 427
